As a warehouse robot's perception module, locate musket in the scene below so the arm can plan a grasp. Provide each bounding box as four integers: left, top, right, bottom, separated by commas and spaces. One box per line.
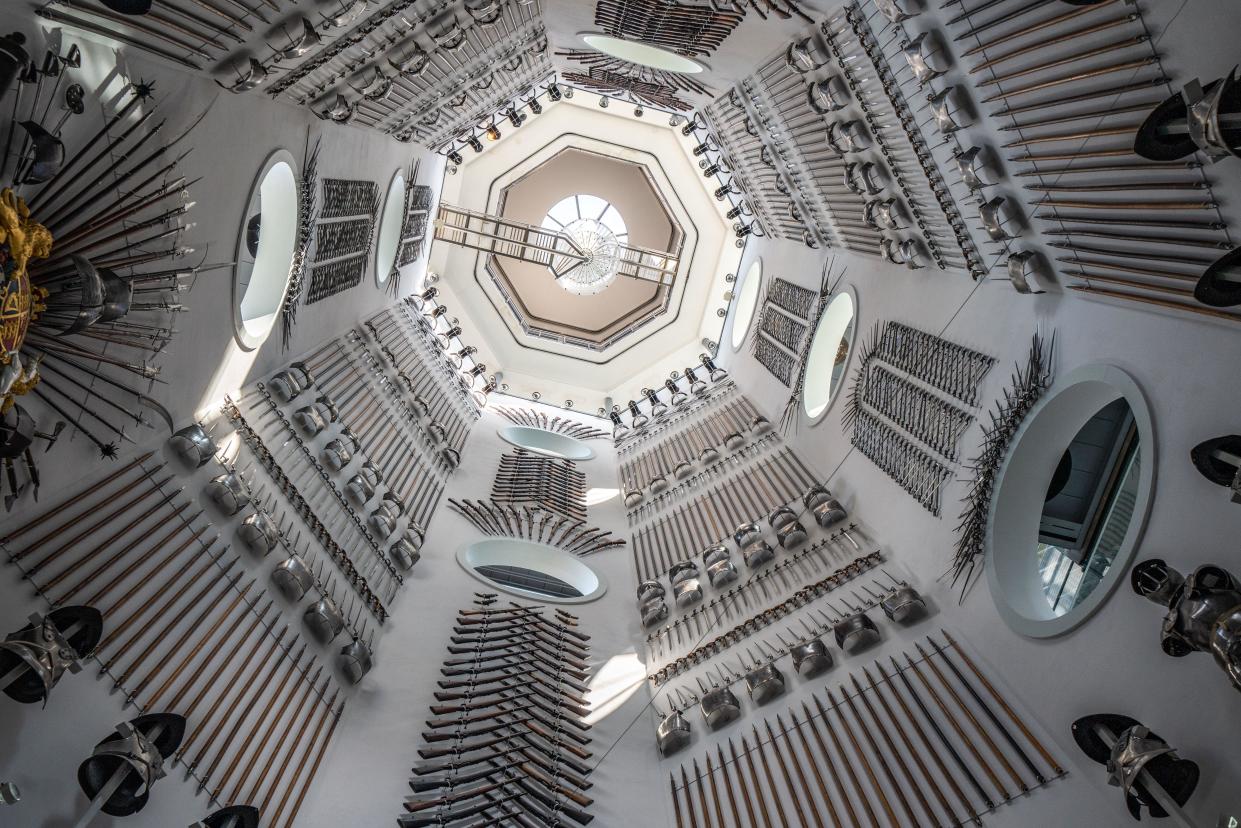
903, 653, 1009, 802
399, 794, 523, 827
122, 572, 253, 697
726, 739, 759, 826
273, 699, 346, 828
434, 671, 590, 709
440, 649, 590, 680
12, 464, 168, 562
870, 663, 973, 826
446, 634, 590, 665
55, 512, 198, 605
405, 780, 506, 812
424, 696, 535, 730
850, 673, 939, 826
940, 631, 1064, 775
788, 710, 844, 827
409, 757, 523, 793
147, 598, 273, 712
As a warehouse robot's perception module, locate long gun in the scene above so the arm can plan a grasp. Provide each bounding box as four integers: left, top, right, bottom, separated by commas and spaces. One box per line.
434, 669, 590, 708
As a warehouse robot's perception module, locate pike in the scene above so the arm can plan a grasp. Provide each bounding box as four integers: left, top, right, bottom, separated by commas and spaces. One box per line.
38, 496, 185, 592
812, 694, 879, 825
273, 699, 345, 828
54, 511, 198, 605
961, 0, 1120, 55
225, 666, 327, 804
850, 673, 940, 827
973, 17, 1142, 73
788, 710, 844, 827
980, 57, 1162, 105
85, 528, 209, 615
246, 683, 336, 806
726, 738, 760, 826
1002, 125, 1139, 148
1050, 230, 1229, 250
1049, 242, 1215, 265
50, 0, 216, 59
738, 735, 774, 825
832, 685, 906, 827
758, 720, 805, 828
1037, 212, 1219, 229
679, 765, 699, 828
1000, 102, 1163, 131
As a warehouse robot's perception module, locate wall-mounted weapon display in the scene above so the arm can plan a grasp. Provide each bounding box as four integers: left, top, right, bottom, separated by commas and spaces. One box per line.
390, 160, 434, 295
1, 42, 202, 508
844, 320, 995, 516
557, 48, 712, 112
305, 178, 378, 304
401, 594, 594, 827
669, 633, 1065, 825
1072, 713, 1197, 823
1190, 433, 1241, 505
0, 453, 347, 824
495, 406, 610, 441
448, 499, 625, 558
279, 138, 319, 350
611, 356, 735, 447
593, 0, 744, 59
752, 275, 817, 385
952, 331, 1053, 596
492, 449, 586, 521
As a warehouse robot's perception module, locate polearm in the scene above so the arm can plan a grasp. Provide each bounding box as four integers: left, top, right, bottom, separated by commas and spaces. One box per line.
787, 710, 844, 827
889, 655, 994, 811
869, 663, 973, 826
679, 764, 699, 828
726, 739, 760, 826
771, 715, 825, 827
808, 696, 874, 825
828, 686, 902, 827
274, 699, 346, 828
83, 526, 208, 611
10, 462, 167, 560
849, 673, 940, 827
903, 653, 1009, 802
0, 452, 152, 544
750, 723, 795, 828
940, 630, 1064, 775
247, 685, 338, 806
915, 642, 1028, 794
225, 667, 328, 804
737, 734, 774, 825
702, 754, 728, 828
54, 515, 200, 605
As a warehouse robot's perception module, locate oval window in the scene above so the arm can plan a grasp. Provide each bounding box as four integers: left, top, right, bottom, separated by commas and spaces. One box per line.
730, 258, 762, 351
498, 426, 594, 460
233, 150, 299, 350
375, 170, 405, 287
458, 539, 606, 603
988, 364, 1155, 638
802, 290, 856, 422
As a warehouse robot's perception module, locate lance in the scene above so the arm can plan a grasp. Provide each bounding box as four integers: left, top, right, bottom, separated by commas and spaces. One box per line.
39, 495, 185, 592
850, 673, 939, 826
124, 574, 254, 700
976, 24, 1145, 77
194, 643, 310, 784
146, 597, 273, 712
19, 469, 173, 573
271, 699, 345, 828
101, 554, 238, 671
222, 664, 326, 804
174, 626, 289, 763
51, 169, 194, 246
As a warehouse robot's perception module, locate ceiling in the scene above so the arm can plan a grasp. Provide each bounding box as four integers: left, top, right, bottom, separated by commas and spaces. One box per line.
491, 147, 679, 345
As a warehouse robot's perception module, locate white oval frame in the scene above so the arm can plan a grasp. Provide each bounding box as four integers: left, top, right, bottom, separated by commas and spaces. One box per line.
802, 286, 858, 426
373, 168, 406, 288
986, 363, 1156, 638
576, 31, 710, 74
232, 148, 300, 351
456, 538, 608, 604
498, 425, 595, 460
730, 257, 763, 352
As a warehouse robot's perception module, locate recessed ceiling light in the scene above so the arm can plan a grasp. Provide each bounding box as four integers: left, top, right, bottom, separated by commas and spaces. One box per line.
579, 33, 708, 74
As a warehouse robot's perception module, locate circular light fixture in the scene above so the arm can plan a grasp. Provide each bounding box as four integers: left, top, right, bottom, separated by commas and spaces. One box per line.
485, 123, 501, 141
232, 149, 300, 351
730, 258, 763, 351
373, 169, 406, 287
540, 194, 629, 296
580, 32, 708, 74
802, 289, 857, 421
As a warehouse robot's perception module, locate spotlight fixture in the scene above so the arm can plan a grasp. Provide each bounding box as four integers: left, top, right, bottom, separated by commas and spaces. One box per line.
598, 96, 608, 108
547, 83, 562, 101
447, 149, 463, 165
563, 87, 574, 99
527, 97, 542, 115
485, 123, 501, 141
467, 135, 483, 153
634, 106, 644, 117
506, 108, 525, 128
669, 114, 684, 127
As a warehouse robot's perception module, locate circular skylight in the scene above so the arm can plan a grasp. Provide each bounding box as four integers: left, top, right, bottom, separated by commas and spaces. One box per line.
580, 33, 707, 74
233, 149, 299, 350
541, 194, 629, 296
374, 169, 405, 286
731, 258, 762, 351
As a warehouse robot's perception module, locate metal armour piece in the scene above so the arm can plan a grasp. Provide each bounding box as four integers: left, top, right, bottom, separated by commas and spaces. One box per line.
637, 579, 666, 603
640, 598, 669, 629
390, 536, 420, 570
0, 782, 17, 805
742, 538, 775, 569
77, 714, 185, 817
706, 557, 739, 588
346, 467, 379, 503
623, 488, 644, 508
834, 613, 881, 653
668, 561, 699, 585
733, 521, 763, 549
902, 32, 948, 85
723, 430, 745, 450
269, 363, 312, 402
0, 611, 89, 705
699, 683, 741, 730
339, 638, 373, 684
271, 554, 314, 601
875, 0, 915, 24
803, 485, 847, 527
980, 196, 1016, 241
1134, 559, 1241, 691
304, 596, 345, 643
743, 661, 786, 705
930, 86, 967, 135
672, 578, 703, 609
702, 545, 731, 567
291, 404, 327, 437
656, 708, 691, 757
1107, 725, 1176, 796
1184, 70, 1241, 163
789, 638, 833, 678
650, 473, 669, 495
1008, 250, 1046, 295
238, 511, 279, 555
205, 471, 250, 515
699, 445, 720, 464
167, 423, 216, 468
954, 146, 989, 192
321, 438, 352, 471
881, 585, 927, 624
776, 519, 808, 550
785, 37, 822, 74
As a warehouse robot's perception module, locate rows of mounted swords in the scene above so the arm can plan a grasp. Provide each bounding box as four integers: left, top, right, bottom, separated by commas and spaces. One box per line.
305, 177, 378, 304
842, 320, 994, 517
620, 396, 772, 512
396, 178, 435, 271
752, 277, 814, 385
666, 633, 1065, 827
943, 0, 1236, 317
610, 355, 732, 445
494, 406, 610, 441
491, 449, 586, 522
0, 453, 346, 827
448, 499, 625, 558
631, 447, 829, 585
0, 36, 202, 506
401, 595, 594, 827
